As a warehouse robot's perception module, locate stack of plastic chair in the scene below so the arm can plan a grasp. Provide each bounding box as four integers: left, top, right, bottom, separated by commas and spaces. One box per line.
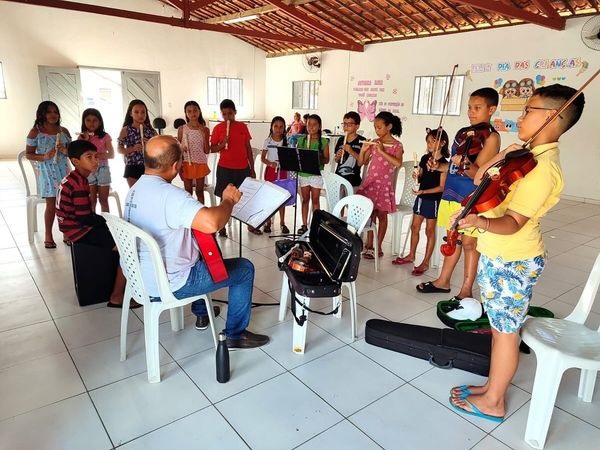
521, 252, 600, 448
17, 151, 46, 244
390, 160, 419, 256
102, 213, 218, 383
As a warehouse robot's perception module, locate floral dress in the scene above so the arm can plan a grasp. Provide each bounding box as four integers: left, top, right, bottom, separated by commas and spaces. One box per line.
118, 124, 156, 168
357, 140, 403, 212
26, 128, 71, 198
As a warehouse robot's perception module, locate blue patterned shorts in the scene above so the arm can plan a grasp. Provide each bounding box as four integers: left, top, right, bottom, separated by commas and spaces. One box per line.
477, 254, 545, 333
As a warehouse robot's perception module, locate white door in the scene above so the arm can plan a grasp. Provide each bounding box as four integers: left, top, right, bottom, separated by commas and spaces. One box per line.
38, 66, 83, 136
121, 70, 162, 124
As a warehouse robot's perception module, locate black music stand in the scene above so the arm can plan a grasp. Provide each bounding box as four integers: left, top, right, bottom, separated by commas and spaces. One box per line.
271, 146, 321, 239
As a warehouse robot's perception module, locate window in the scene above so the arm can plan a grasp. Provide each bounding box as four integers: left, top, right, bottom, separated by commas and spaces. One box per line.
207, 77, 243, 106
292, 80, 319, 109
0, 62, 6, 99
412, 74, 465, 116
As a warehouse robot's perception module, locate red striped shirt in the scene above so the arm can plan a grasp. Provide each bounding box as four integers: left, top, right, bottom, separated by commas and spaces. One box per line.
56, 170, 93, 242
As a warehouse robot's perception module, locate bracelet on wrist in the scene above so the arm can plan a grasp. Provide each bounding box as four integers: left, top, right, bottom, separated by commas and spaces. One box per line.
477, 217, 490, 233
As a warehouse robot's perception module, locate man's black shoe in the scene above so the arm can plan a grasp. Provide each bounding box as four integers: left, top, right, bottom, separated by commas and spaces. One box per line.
218, 228, 227, 238
226, 330, 270, 349
194, 306, 221, 330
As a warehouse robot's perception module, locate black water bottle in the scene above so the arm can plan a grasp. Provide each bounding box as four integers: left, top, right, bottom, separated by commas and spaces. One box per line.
216, 332, 230, 383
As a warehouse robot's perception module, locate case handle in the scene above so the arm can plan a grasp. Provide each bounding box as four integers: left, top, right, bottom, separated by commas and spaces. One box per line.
428, 354, 453, 370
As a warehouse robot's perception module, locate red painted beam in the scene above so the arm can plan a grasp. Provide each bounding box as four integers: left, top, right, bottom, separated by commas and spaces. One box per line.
264, 0, 364, 50
2, 0, 361, 51
455, 1, 565, 30
530, 0, 563, 20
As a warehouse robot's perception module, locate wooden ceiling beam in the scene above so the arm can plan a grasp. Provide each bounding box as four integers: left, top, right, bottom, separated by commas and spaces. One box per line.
441, 0, 478, 28
530, 0, 563, 20
454, 0, 566, 30
304, 3, 368, 41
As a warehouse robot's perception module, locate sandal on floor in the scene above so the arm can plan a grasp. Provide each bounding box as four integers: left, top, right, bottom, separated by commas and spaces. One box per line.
107, 300, 143, 309
44, 241, 57, 249
362, 248, 375, 260
297, 225, 308, 234
392, 256, 414, 265
281, 225, 290, 234
263, 224, 272, 233
412, 266, 429, 276
248, 226, 263, 235
448, 397, 504, 423
416, 281, 451, 294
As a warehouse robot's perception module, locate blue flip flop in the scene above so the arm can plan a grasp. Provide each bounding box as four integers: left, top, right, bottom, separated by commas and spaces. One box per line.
450, 385, 472, 399
449, 397, 504, 423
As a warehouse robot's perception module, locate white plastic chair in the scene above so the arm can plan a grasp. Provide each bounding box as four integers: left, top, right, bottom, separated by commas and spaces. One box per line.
521, 252, 600, 449
390, 160, 419, 256
106, 188, 123, 218
17, 151, 45, 243
102, 213, 218, 383
323, 172, 354, 213
278, 195, 373, 351
202, 152, 218, 207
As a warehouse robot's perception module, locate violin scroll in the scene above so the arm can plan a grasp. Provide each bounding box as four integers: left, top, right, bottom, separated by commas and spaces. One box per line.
440, 229, 461, 256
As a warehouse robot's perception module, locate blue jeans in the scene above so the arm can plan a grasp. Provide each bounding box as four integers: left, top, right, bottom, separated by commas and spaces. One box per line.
173, 258, 254, 339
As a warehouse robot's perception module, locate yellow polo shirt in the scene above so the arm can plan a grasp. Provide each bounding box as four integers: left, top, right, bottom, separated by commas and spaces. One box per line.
477, 142, 563, 262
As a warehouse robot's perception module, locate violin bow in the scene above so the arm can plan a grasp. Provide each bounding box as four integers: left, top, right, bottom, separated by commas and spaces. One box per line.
432, 64, 459, 162
522, 68, 599, 150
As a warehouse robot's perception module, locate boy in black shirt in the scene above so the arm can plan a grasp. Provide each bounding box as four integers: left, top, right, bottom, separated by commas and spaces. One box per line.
334, 111, 366, 188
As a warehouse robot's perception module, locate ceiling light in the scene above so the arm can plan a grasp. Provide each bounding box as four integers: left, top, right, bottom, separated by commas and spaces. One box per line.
224, 14, 259, 25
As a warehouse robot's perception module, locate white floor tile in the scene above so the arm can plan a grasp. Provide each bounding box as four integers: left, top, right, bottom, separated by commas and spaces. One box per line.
90, 362, 209, 446
292, 346, 404, 416
157, 313, 225, 361
296, 420, 381, 450
0, 295, 51, 333
70, 329, 174, 390
180, 346, 285, 403
55, 306, 143, 349
119, 406, 249, 450
0, 352, 85, 421
216, 372, 342, 450
491, 400, 600, 450
309, 303, 385, 344
0, 321, 65, 369
350, 383, 486, 450
470, 435, 513, 450
260, 321, 345, 370
357, 286, 433, 322
0, 394, 112, 450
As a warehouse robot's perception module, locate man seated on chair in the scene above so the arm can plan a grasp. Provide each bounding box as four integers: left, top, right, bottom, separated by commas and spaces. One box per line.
124, 135, 269, 349
56, 140, 131, 308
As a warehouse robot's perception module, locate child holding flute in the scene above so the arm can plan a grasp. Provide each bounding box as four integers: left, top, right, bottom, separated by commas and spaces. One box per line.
178, 101, 210, 203
334, 111, 366, 189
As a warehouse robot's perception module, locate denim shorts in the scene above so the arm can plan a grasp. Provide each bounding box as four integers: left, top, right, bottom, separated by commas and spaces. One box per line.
477, 253, 545, 333
88, 165, 112, 186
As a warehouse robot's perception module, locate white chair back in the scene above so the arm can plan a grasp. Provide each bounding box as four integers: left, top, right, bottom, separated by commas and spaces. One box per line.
323, 172, 354, 212
396, 160, 419, 208
565, 253, 600, 326
17, 151, 38, 197
332, 194, 374, 234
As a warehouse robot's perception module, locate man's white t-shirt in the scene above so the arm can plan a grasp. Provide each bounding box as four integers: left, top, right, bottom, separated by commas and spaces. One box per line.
124, 174, 203, 296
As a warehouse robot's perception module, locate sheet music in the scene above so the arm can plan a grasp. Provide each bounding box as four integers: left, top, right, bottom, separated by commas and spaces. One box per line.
266, 144, 279, 162
232, 178, 292, 228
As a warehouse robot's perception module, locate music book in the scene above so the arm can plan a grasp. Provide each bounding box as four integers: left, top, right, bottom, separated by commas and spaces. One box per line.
232, 178, 292, 228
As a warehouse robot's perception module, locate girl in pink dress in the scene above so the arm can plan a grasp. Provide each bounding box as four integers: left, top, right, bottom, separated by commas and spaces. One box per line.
356, 111, 404, 259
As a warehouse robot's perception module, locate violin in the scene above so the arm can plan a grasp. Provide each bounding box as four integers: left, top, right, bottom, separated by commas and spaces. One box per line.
440, 149, 536, 256
452, 122, 496, 175
440, 68, 599, 257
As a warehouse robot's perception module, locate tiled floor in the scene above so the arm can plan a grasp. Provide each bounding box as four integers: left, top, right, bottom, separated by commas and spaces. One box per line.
1, 158, 599, 449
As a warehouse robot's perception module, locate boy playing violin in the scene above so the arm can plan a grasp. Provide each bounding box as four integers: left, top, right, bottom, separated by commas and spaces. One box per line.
449, 84, 585, 422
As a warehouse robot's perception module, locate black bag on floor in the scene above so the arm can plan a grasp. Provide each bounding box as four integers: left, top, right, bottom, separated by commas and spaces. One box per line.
365, 319, 492, 376
70, 242, 118, 306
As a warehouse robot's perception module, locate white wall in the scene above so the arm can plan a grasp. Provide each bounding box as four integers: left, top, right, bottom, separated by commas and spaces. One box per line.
266, 17, 600, 201
0, 0, 266, 158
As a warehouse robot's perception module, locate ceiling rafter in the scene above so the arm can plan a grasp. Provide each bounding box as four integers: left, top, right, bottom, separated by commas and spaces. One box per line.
304, 3, 369, 41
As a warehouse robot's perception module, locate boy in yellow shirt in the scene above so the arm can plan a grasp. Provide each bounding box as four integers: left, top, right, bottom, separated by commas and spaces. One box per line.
449, 84, 585, 422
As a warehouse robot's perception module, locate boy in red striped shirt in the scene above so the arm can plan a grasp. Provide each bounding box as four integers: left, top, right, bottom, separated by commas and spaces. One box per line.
57, 140, 132, 308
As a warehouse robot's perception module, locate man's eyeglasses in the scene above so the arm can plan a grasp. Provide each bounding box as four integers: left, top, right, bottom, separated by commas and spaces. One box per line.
522, 106, 563, 119
341, 122, 356, 126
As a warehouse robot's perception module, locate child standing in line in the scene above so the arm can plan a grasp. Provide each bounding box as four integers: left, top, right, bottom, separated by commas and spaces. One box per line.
210, 99, 259, 236
449, 84, 585, 423
261, 116, 290, 234
56, 140, 134, 308
334, 111, 366, 189
118, 99, 156, 187
417, 88, 500, 299
356, 111, 404, 259
25, 101, 71, 249
296, 114, 329, 235
79, 108, 114, 213
393, 127, 449, 275
178, 101, 211, 204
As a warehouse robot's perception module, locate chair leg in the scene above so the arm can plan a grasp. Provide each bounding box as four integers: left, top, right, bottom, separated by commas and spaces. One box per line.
145, 307, 162, 383
27, 203, 35, 243
373, 228, 380, 273
524, 356, 566, 450
333, 295, 342, 318
170, 306, 185, 332
279, 273, 289, 321
208, 190, 216, 207
292, 295, 310, 354
120, 291, 131, 362
578, 369, 597, 402
400, 217, 411, 257
205, 294, 218, 349
349, 281, 358, 340
431, 226, 445, 270
391, 215, 398, 255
